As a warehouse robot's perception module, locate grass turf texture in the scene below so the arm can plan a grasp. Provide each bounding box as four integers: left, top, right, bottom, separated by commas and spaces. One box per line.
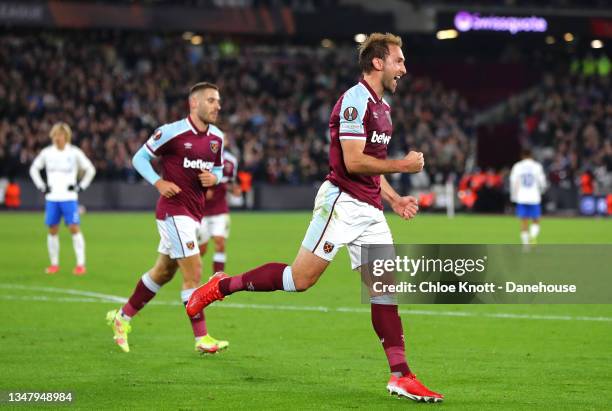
0, 212, 611, 410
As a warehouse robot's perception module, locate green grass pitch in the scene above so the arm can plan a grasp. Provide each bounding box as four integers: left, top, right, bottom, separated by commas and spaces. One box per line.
0, 211, 611, 410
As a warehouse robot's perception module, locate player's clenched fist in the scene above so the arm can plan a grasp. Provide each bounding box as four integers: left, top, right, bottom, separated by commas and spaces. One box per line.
154, 179, 181, 198
199, 170, 218, 187
401, 151, 424, 173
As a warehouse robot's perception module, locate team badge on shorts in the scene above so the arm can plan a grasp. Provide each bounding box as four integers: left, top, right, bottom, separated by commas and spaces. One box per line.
323, 241, 335, 254
186, 241, 195, 250
210, 140, 220, 154
343, 107, 358, 121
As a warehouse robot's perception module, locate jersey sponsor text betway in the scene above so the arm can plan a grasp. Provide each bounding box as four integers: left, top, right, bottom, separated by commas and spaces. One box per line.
371, 131, 391, 144
183, 157, 214, 170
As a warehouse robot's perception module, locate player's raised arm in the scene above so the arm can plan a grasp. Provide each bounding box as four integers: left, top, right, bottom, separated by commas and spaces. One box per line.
29, 149, 47, 192
341, 138, 424, 175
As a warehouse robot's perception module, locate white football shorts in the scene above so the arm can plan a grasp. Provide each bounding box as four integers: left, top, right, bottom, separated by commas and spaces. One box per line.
197, 213, 230, 245
301, 180, 393, 269
156, 215, 200, 259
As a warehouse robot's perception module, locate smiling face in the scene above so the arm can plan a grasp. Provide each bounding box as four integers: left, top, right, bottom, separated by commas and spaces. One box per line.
380, 44, 406, 94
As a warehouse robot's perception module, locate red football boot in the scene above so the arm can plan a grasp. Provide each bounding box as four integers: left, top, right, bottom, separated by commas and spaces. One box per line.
45, 265, 60, 274
186, 272, 229, 316
387, 373, 444, 403
73, 265, 86, 276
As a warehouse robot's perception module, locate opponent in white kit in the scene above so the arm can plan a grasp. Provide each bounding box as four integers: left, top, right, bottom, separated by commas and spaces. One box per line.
510, 148, 547, 245
29, 122, 96, 275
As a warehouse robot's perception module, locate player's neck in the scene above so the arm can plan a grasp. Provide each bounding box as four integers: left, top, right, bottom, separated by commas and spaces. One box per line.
188, 114, 209, 134
362, 74, 383, 100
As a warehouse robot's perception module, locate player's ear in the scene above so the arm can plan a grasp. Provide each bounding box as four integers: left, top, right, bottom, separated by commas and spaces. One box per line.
372, 57, 384, 71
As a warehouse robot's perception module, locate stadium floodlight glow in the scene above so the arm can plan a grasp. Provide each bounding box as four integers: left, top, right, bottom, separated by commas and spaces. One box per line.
453, 11, 547, 35
564, 32, 574, 42
436, 29, 458, 40
354, 33, 367, 43
545, 35, 555, 45
321, 38, 334, 48
591, 39, 603, 49
182, 31, 194, 41
190, 35, 203, 45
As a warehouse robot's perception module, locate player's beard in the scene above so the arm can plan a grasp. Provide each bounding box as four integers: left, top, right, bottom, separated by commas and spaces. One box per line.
382, 72, 398, 95
198, 110, 218, 126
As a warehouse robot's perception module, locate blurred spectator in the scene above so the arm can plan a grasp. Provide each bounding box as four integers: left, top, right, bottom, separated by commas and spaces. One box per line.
515, 60, 611, 198
1, 31, 473, 187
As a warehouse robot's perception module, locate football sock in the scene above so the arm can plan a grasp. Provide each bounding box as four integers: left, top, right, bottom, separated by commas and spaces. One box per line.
282, 266, 297, 291
47, 234, 59, 266
72, 232, 85, 266
218, 263, 288, 295
213, 252, 226, 273
520, 231, 530, 245
371, 303, 411, 376
121, 272, 160, 318
182, 288, 207, 338
529, 224, 540, 239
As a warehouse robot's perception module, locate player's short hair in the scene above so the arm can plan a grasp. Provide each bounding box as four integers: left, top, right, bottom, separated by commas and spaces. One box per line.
521, 147, 533, 158
189, 82, 219, 97
49, 122, 72, 143
358, 32, 403, 74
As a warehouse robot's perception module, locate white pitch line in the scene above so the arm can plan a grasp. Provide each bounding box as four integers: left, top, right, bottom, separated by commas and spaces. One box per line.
1, 284, 611, 322
0, 283, 127, 303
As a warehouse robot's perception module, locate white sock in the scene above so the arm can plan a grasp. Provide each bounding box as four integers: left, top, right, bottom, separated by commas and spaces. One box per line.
72, 232, 85, 266
142, 272, 161, 293
181, 288, 195, 304
47, 234, 59, 266
529, 224, 540, 239
213, 252, 226, 263
282, 266, 297, 292
520, 231, 530, 245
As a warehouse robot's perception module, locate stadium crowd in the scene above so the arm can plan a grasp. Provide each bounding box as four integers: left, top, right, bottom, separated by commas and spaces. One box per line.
0, 31, 473, 188
511, 57, 612, 196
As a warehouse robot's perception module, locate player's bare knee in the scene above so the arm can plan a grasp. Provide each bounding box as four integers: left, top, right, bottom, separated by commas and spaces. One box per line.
213, 237, 225, 252
48, 225, 59, 235
68, 225, 80, 234
150, 269, 173, 285
150, 260, 177, 284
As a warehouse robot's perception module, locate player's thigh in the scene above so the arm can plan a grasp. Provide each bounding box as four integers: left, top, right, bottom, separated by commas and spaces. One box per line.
157, 215, 201, 260
209, 214, 230, 239
348, 213, 394, 271
291, 246, 330, 288
301, 182, 370, 264
45, 201, 62, 227
196, 217, 212, 245
61, 200, 80, 226
348, 216, 396, 302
